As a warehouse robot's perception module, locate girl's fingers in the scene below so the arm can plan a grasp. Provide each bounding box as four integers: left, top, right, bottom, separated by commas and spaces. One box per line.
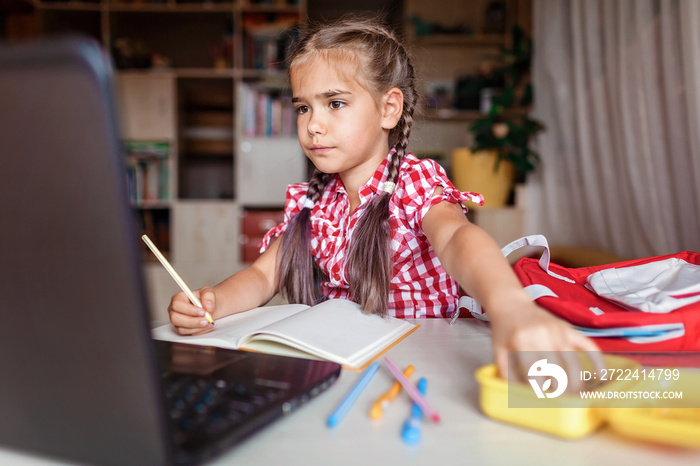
167, 287, 218, 334
494, 348, 510, 381
170, 310, 212, 329
169, 291, 204, 317
199, 286, 217, 313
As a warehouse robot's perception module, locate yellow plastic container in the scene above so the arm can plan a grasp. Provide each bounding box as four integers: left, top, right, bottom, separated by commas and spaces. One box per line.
475, 356, 700, 447
476, 363, 605, 439
605, 407, 700, 448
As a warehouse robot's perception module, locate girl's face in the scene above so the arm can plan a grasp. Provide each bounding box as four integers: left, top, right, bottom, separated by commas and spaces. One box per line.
290, 56, 400, 189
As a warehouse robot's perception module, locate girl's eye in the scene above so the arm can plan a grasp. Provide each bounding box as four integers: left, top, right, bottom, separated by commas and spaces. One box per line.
295, 105, 309, 115
329, 100, 345, 110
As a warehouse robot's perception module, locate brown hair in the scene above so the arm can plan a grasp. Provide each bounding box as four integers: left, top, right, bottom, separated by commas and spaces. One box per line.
277, 16, 418, 316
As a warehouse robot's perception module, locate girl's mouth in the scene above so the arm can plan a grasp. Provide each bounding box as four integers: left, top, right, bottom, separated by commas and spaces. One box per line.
309, 145, 332, 154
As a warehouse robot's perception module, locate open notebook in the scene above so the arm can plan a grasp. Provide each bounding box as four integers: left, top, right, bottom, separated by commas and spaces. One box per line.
153, 299, 418, 370
0, 37, 341, 465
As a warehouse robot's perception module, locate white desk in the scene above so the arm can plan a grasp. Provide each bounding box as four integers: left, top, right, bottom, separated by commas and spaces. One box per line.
1, 319, 699, 466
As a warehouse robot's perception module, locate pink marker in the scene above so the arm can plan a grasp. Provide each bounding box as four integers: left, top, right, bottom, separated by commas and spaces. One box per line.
382, 357, 440, 423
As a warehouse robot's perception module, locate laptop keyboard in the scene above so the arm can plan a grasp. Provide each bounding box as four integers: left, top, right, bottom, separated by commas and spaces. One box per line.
163, 374, 289, 440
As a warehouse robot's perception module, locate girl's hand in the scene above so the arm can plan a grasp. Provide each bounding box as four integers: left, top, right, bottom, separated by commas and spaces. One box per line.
167, 286, 217, 336
489, 297, 603, 392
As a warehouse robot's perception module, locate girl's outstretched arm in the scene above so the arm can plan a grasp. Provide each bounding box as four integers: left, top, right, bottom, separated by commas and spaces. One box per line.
167, 237, 282, 335
422, 199, 600, 382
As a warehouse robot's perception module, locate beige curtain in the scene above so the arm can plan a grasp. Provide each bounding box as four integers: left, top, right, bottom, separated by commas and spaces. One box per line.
527, 0, 700, 258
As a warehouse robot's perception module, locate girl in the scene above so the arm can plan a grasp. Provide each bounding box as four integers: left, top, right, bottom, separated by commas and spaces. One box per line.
168, 17, 599, 379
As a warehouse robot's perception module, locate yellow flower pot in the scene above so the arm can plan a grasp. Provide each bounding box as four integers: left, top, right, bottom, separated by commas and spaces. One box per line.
450, 148, 515, 209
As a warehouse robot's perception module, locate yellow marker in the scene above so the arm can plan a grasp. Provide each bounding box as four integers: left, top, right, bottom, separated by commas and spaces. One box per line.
141, 234, 214, 325
370, 364, 414, 420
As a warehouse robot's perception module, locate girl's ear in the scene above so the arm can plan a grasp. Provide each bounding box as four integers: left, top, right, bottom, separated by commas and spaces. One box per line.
381, 88, 404, 130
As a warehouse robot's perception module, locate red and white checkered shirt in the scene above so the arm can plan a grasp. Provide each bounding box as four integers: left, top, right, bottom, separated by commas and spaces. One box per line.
260, 150, 484, 318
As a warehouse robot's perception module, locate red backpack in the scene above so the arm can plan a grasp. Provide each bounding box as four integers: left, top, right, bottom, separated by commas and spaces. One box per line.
458, 235, 700, 352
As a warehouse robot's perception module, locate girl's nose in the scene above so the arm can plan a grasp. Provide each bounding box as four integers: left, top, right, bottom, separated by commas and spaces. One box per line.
306, 112, 326, 136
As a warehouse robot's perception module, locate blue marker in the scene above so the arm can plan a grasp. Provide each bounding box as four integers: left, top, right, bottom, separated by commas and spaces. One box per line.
327, 361, 380, 428
401, 377, 427, 445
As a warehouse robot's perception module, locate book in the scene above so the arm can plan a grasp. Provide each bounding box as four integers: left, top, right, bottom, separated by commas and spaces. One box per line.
152, 299, 418, 370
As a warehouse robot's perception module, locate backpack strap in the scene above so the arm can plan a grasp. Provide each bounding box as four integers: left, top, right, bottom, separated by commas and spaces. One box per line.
451, 235, 573, 324
501, 235, 575, 284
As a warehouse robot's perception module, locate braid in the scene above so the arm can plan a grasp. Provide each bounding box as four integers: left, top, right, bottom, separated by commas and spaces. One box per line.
276, 169, 331, 305
307, 169, 332, 203
387, 102, 415, 182
385, 30, 417, 186
345, 177, 392, 316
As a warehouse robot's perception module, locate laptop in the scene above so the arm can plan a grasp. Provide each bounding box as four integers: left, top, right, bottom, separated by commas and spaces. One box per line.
0, 37, 341, 465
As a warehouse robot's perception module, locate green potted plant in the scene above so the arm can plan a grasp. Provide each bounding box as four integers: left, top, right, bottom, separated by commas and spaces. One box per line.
452, 26, 545, 207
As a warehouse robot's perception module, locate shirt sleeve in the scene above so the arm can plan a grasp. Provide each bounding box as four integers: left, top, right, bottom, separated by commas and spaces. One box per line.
259, 182, 309, 252
400, 158, 485, 230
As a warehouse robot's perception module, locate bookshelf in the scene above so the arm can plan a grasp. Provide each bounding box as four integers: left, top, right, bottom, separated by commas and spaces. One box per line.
31, 0, 307, 319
